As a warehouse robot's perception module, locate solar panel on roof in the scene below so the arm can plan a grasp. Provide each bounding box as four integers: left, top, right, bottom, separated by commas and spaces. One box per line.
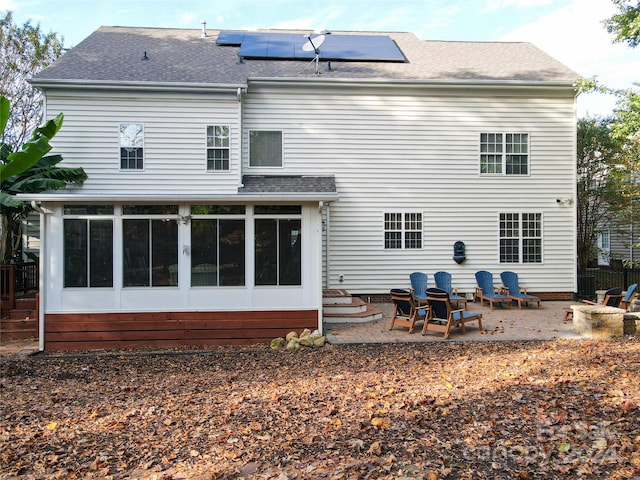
225, 31, 405, 62
216, 31, 247, 45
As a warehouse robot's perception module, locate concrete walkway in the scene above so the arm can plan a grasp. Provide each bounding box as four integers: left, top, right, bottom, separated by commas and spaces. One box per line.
325, 300, 582, 343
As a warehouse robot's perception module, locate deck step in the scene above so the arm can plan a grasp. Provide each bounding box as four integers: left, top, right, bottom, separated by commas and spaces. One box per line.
15, 298, 37, 310
323, 297, 368, 314
1, 318, 38, 340
8, 309, 36, 320
322, 289, 354, 305
324, 302, 384, 324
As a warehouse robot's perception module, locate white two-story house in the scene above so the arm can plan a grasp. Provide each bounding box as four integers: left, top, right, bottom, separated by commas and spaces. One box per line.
25, 25, 579, 350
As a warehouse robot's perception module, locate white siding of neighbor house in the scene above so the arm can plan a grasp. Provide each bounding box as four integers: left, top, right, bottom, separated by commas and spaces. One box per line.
243, 84, 577, 295
44, 90, 242, 195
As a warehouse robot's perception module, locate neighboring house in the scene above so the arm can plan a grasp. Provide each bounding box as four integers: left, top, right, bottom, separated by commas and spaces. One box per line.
24, 25, 579, 350
596, 222, 640, 267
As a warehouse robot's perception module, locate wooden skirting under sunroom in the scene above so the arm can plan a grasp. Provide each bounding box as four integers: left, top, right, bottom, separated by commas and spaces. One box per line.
43, 310, 318, 351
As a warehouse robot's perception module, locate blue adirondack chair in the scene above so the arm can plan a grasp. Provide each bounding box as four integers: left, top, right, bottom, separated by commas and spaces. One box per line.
421, 288, 482, 339
409, 272, 428, 301
474, 270, 511, 310
500, 271, 541, 309
434, 271, 467, 308
621, 283, 637, 310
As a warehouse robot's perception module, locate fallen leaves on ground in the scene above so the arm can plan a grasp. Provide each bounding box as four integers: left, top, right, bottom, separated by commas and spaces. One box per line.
1, 338, 639, 479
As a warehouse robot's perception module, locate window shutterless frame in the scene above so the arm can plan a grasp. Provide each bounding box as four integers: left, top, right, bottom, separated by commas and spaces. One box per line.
383, 212, 423, 250
480, 132, 530, 176
248, 130, 284, 167
119, 123, 144, 170
498, 212, 543, 263
206, 125, 230, 171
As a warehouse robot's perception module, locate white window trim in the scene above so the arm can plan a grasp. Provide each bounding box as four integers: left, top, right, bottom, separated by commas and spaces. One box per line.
119, 123, 145, 172
479, 132, 530, 177
383, 211, 423, 250
206, 125, 231, 172
497, 211, 543, 264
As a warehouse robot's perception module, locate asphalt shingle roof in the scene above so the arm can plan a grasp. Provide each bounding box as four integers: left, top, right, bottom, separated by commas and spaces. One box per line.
239, 175, 337, 195
32, 26, 579, 86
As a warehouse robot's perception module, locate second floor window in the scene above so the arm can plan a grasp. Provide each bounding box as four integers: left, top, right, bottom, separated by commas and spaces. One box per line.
120, 123, 144, 170
480, 133, 529, 175
249, 130, 283, 167
207, 125, 230, 171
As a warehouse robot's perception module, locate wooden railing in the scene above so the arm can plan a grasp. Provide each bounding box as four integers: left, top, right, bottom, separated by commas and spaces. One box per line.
1, 262, 38, 309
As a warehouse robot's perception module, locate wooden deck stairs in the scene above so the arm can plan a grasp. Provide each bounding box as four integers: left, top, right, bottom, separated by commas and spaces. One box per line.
1, 294, 38, 341
323, 289, 383, 324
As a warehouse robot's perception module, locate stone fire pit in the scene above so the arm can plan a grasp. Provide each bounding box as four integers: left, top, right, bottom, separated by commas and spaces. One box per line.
570, 304, 626, 338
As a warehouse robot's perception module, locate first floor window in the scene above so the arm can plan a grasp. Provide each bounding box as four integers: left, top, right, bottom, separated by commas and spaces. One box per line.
120, 123, 144, 170
384, 212, 422, 249
191, 206, 246, 286
249, 130, 283, 167
255, 206, 301, 285
123, 205, 178, 286
63, 205, 114, 288
480, 132, 529, 175
499, 212, 542, 263
207, 125, 230, 171
64, 219, 114, 287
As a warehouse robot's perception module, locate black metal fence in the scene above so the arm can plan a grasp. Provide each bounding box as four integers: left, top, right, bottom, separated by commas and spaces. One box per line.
577, 266, 640, 300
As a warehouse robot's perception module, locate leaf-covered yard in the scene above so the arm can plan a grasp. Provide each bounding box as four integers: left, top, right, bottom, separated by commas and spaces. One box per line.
1, 338, 639, 479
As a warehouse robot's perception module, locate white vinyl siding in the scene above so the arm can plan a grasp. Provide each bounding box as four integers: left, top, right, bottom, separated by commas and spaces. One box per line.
45, 91, 241, 195
243, 84, 576, 294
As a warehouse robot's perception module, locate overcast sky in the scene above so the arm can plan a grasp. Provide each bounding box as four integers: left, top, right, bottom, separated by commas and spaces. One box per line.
3, 0, 637, 118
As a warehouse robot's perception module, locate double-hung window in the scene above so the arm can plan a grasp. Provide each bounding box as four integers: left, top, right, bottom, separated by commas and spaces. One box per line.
254, 205, 301, 285
120, 123, 144, 170
63, 205, 114, 287
480, 133, 529, 175
122, 205, 179, 286
249, 130, 283, 167
206, 125, 230, 171
499, 212, 542, 263
384, 212, 422, 249
190, 205, 246, 286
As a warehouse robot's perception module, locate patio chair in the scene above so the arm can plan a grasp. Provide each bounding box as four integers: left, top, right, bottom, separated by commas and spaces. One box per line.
474, 270, 511, 310
499, 271, 541, 309
583, 287, 624, 307
409, 272, 428, 302
389, 288, 426, 334
621, 283, 637, 311
565, 286, 624, 320
421, 288, 482, 339
434, 271, 467, 308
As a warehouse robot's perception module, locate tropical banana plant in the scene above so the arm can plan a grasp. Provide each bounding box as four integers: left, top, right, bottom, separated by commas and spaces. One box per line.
1, 95, 87, 263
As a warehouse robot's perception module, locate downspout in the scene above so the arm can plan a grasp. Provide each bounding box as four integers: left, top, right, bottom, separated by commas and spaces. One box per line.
237, 87, 244, 188
31, 201, 52, 352
325, 202, 331, 289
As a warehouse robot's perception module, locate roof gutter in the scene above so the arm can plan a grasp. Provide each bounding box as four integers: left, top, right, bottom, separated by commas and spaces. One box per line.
248, 77, 577, 90
29, 78, 248, 94
16, 192, 340, 203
